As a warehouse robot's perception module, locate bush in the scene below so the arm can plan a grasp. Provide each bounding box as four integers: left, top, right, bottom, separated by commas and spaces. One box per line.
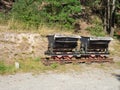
11, 0, 42, 29
10, 0, 81, 29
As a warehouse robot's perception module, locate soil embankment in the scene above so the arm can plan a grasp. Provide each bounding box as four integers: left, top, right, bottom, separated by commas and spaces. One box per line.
0, 32, 47, 61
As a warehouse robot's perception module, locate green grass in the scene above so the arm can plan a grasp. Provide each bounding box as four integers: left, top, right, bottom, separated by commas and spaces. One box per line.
0, 61, 16, 75
0, 19, 74, 36
18, 57, 49, 73
110, 40, 120, 56
50, 63, 58, 69
0, 56, 120, 75
0, 57, 83, 75
17, 58, 82, 73
115, 62, 120, 68
86, 25, 106, 36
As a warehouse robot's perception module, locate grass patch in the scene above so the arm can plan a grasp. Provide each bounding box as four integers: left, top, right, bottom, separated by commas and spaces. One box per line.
0, 61, 16, 75
0, 57, 83, 75
18, 57, 49, 73
86, 25, 105, 36
0, 19, 74, 36
1, 57, 119, 75
110, 40, 120, 56
86, 16, 106, 36
50, 63, 58, 69
115, 62, 120, 68
17, 58, 82, 73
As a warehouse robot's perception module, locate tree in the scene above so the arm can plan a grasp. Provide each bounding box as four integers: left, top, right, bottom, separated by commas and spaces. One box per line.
103, 0, 116, 36
80, 0, 119, 37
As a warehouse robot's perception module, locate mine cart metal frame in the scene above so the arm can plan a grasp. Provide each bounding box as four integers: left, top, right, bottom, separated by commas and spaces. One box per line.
42, 34, 113, 65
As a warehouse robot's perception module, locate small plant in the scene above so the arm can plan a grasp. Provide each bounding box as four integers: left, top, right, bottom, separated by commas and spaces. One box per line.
50, 63, 58, 69
0, 62, 6, 74
0, 61, 16, 74
34, 57, 41, 62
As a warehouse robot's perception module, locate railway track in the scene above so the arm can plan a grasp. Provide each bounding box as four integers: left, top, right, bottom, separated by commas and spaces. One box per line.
41, 57, 113, 66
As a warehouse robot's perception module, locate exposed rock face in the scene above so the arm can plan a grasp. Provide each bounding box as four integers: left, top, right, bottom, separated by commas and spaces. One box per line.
0, 32, 47, 61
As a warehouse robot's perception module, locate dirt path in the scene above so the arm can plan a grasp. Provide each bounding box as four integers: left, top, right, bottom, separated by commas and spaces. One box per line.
0, 68, 120, 90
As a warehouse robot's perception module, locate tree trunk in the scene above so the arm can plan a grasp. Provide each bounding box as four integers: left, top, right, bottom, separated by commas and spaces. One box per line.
107, 0, 110, 34
104, 6, 107, 33
103, 0, 116, 37
110, 0, 116, 37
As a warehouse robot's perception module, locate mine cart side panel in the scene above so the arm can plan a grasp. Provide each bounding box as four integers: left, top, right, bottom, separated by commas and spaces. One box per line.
89, 40, 110, 49
54, 37, 78, 49
80, 36, 112, 54
45, 35, 81, 56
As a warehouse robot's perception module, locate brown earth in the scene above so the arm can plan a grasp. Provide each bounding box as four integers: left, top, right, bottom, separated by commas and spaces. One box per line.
0, 32, 48, 61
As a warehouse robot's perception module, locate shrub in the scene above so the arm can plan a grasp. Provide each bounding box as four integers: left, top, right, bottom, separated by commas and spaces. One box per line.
11, 0, 81, 29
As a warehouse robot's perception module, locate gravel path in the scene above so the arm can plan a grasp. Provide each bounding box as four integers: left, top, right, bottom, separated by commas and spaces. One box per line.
0, 68, 120, 90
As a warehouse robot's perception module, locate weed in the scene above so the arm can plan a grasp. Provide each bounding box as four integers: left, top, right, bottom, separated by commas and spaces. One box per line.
34, 57, 41, 62
50, 63, 58, 69
0, 62, 6, 74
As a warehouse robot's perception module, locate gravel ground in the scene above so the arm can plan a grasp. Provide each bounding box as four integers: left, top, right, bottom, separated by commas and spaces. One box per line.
0, 68, 120, 90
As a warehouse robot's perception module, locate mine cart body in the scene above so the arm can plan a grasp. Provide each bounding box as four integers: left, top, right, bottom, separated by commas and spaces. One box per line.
80, 36, 113, 56
43, 34, 113, 65
45, 34, 80, 56
45, 34, 113, 57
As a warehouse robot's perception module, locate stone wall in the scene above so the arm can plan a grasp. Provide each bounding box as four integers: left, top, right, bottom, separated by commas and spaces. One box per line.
0, 32, 47, 61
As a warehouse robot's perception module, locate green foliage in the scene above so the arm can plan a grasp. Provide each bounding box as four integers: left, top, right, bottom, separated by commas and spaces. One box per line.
50, 63, 58, 69
115, 13, 120, 26
0, 12, 8, 24
86, 25, 105, 36
0, 61, 16, 74
115, 0, 120, 27
0, 62, 6, 74
18, 58, 50, 72
11, 0, 42, 29
81, 0, 101, 7
11, 0, 81, 29
34, 57, 41, 62
86, 16, 105, 36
